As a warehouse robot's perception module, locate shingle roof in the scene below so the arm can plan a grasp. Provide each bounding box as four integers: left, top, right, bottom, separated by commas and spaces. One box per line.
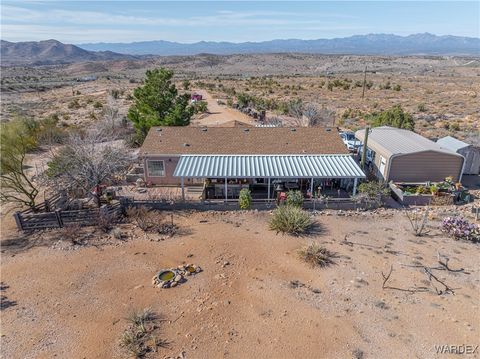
355, 126, 457, 158
140, 126, 348, 156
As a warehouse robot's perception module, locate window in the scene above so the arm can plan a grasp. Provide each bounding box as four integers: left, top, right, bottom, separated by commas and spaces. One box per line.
147, 160, 165, 177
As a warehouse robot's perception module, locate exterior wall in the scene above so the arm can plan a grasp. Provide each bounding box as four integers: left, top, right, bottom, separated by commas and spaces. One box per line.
459, 146, 480, 175
388, 151, 464, 182
143, 156, 181, 185
366, 147, 388, 180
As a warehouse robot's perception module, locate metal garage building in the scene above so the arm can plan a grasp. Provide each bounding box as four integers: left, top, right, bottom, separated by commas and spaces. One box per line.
355, 126, 465, 183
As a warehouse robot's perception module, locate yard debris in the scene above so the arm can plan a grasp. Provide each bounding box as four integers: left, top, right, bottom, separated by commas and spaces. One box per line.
152, 264, 202, 289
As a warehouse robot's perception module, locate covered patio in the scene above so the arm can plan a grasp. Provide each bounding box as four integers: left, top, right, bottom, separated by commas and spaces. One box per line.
174, 154, 366, 202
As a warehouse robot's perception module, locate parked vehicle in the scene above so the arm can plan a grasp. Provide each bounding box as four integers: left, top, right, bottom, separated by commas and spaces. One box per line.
340, 132, 361, 152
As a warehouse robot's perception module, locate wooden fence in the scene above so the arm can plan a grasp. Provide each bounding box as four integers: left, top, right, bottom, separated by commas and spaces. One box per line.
14, 202, 121, 231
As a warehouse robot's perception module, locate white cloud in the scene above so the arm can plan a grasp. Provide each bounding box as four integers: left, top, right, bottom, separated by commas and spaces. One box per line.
2, 4, 359, 27
0, 4, 364, 43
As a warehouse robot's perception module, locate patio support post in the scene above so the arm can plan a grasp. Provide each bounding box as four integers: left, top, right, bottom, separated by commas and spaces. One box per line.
181, 177, 185, 201
268, 178, 271, 201
225, 177, 228, 203
353, 177, 358, 196
310, 178, 314, 198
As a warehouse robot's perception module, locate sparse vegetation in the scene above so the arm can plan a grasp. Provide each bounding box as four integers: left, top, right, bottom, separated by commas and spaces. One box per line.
57, 223, 82, 244
405, 208, 430, 236
125, 206, 178, 236
417, 103, 427, 112
298, 243, 336, 267
120, 308, 167, 358
126, 206, 158, 231
269, 205, 313, 235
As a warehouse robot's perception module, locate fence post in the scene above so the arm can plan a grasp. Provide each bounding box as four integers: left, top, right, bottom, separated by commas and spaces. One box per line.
55, 209, 63, 228
13, 212, 23, 231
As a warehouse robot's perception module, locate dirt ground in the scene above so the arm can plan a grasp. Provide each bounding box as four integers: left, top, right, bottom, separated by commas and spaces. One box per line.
1, 209, 479, 359
2, 54, 479, 142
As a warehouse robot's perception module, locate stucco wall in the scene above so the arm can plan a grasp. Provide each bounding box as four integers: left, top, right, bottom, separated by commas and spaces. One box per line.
143, 156, 181, 185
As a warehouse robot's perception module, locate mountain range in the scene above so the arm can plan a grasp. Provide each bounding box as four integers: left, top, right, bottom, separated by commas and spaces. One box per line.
0, 39, 136, 66
1, 34, 479, 67
78, 33, 480, 56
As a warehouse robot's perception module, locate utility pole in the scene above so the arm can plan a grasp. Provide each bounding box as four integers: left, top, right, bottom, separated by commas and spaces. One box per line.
361, 126, 370, 170
361, 65, 367, 99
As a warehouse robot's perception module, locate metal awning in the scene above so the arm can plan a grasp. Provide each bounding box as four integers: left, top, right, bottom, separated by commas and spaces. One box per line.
173, 155, 365, 179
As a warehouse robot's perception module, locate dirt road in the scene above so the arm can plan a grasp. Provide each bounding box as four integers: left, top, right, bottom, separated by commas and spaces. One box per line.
191, 90, 254, 127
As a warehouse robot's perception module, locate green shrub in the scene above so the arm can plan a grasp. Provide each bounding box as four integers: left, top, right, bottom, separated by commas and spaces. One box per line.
286, 190, 304, 207
93, 101, 103, 109
193, 100, 208, 114
269, 205, 313, 235
239, 188, 252, 209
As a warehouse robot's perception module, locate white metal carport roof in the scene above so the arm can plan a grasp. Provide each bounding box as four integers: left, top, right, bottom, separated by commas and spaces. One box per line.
173, 155, 365, 179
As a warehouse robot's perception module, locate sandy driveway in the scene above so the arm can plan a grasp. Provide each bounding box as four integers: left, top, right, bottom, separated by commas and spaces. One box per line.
191, 90, 254, 127
1, 210, 478, 359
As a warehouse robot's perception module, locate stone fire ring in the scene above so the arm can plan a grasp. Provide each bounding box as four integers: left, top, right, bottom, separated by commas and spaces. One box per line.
152, 264, 202, 289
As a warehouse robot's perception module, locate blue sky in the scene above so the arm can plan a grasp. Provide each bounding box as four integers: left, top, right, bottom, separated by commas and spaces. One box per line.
1, 1, 479, 43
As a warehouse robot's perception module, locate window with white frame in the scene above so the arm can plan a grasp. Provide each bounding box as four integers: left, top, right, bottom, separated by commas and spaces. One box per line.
147, 160, 165, 177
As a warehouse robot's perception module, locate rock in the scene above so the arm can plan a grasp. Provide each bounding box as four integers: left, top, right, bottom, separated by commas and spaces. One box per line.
170, 281, 178, 287
174, 275, 182, 282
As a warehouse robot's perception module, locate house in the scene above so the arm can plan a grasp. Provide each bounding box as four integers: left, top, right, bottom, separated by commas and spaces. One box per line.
140, 126, 365, 200
355, 126, 464, 183
436, 136, 480, 175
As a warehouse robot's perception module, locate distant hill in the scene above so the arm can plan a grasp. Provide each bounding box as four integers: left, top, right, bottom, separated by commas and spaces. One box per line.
0, 39, 137, 66
78, 33, 480, 56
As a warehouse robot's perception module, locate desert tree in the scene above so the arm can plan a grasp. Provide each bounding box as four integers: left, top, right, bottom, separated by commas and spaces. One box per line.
288, 101, 336, 127
366, 105, 415, 130
302, 103, 336, 127
0, 119, 39, 209
127, 68, 194, 142
46, 126, 133, 207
